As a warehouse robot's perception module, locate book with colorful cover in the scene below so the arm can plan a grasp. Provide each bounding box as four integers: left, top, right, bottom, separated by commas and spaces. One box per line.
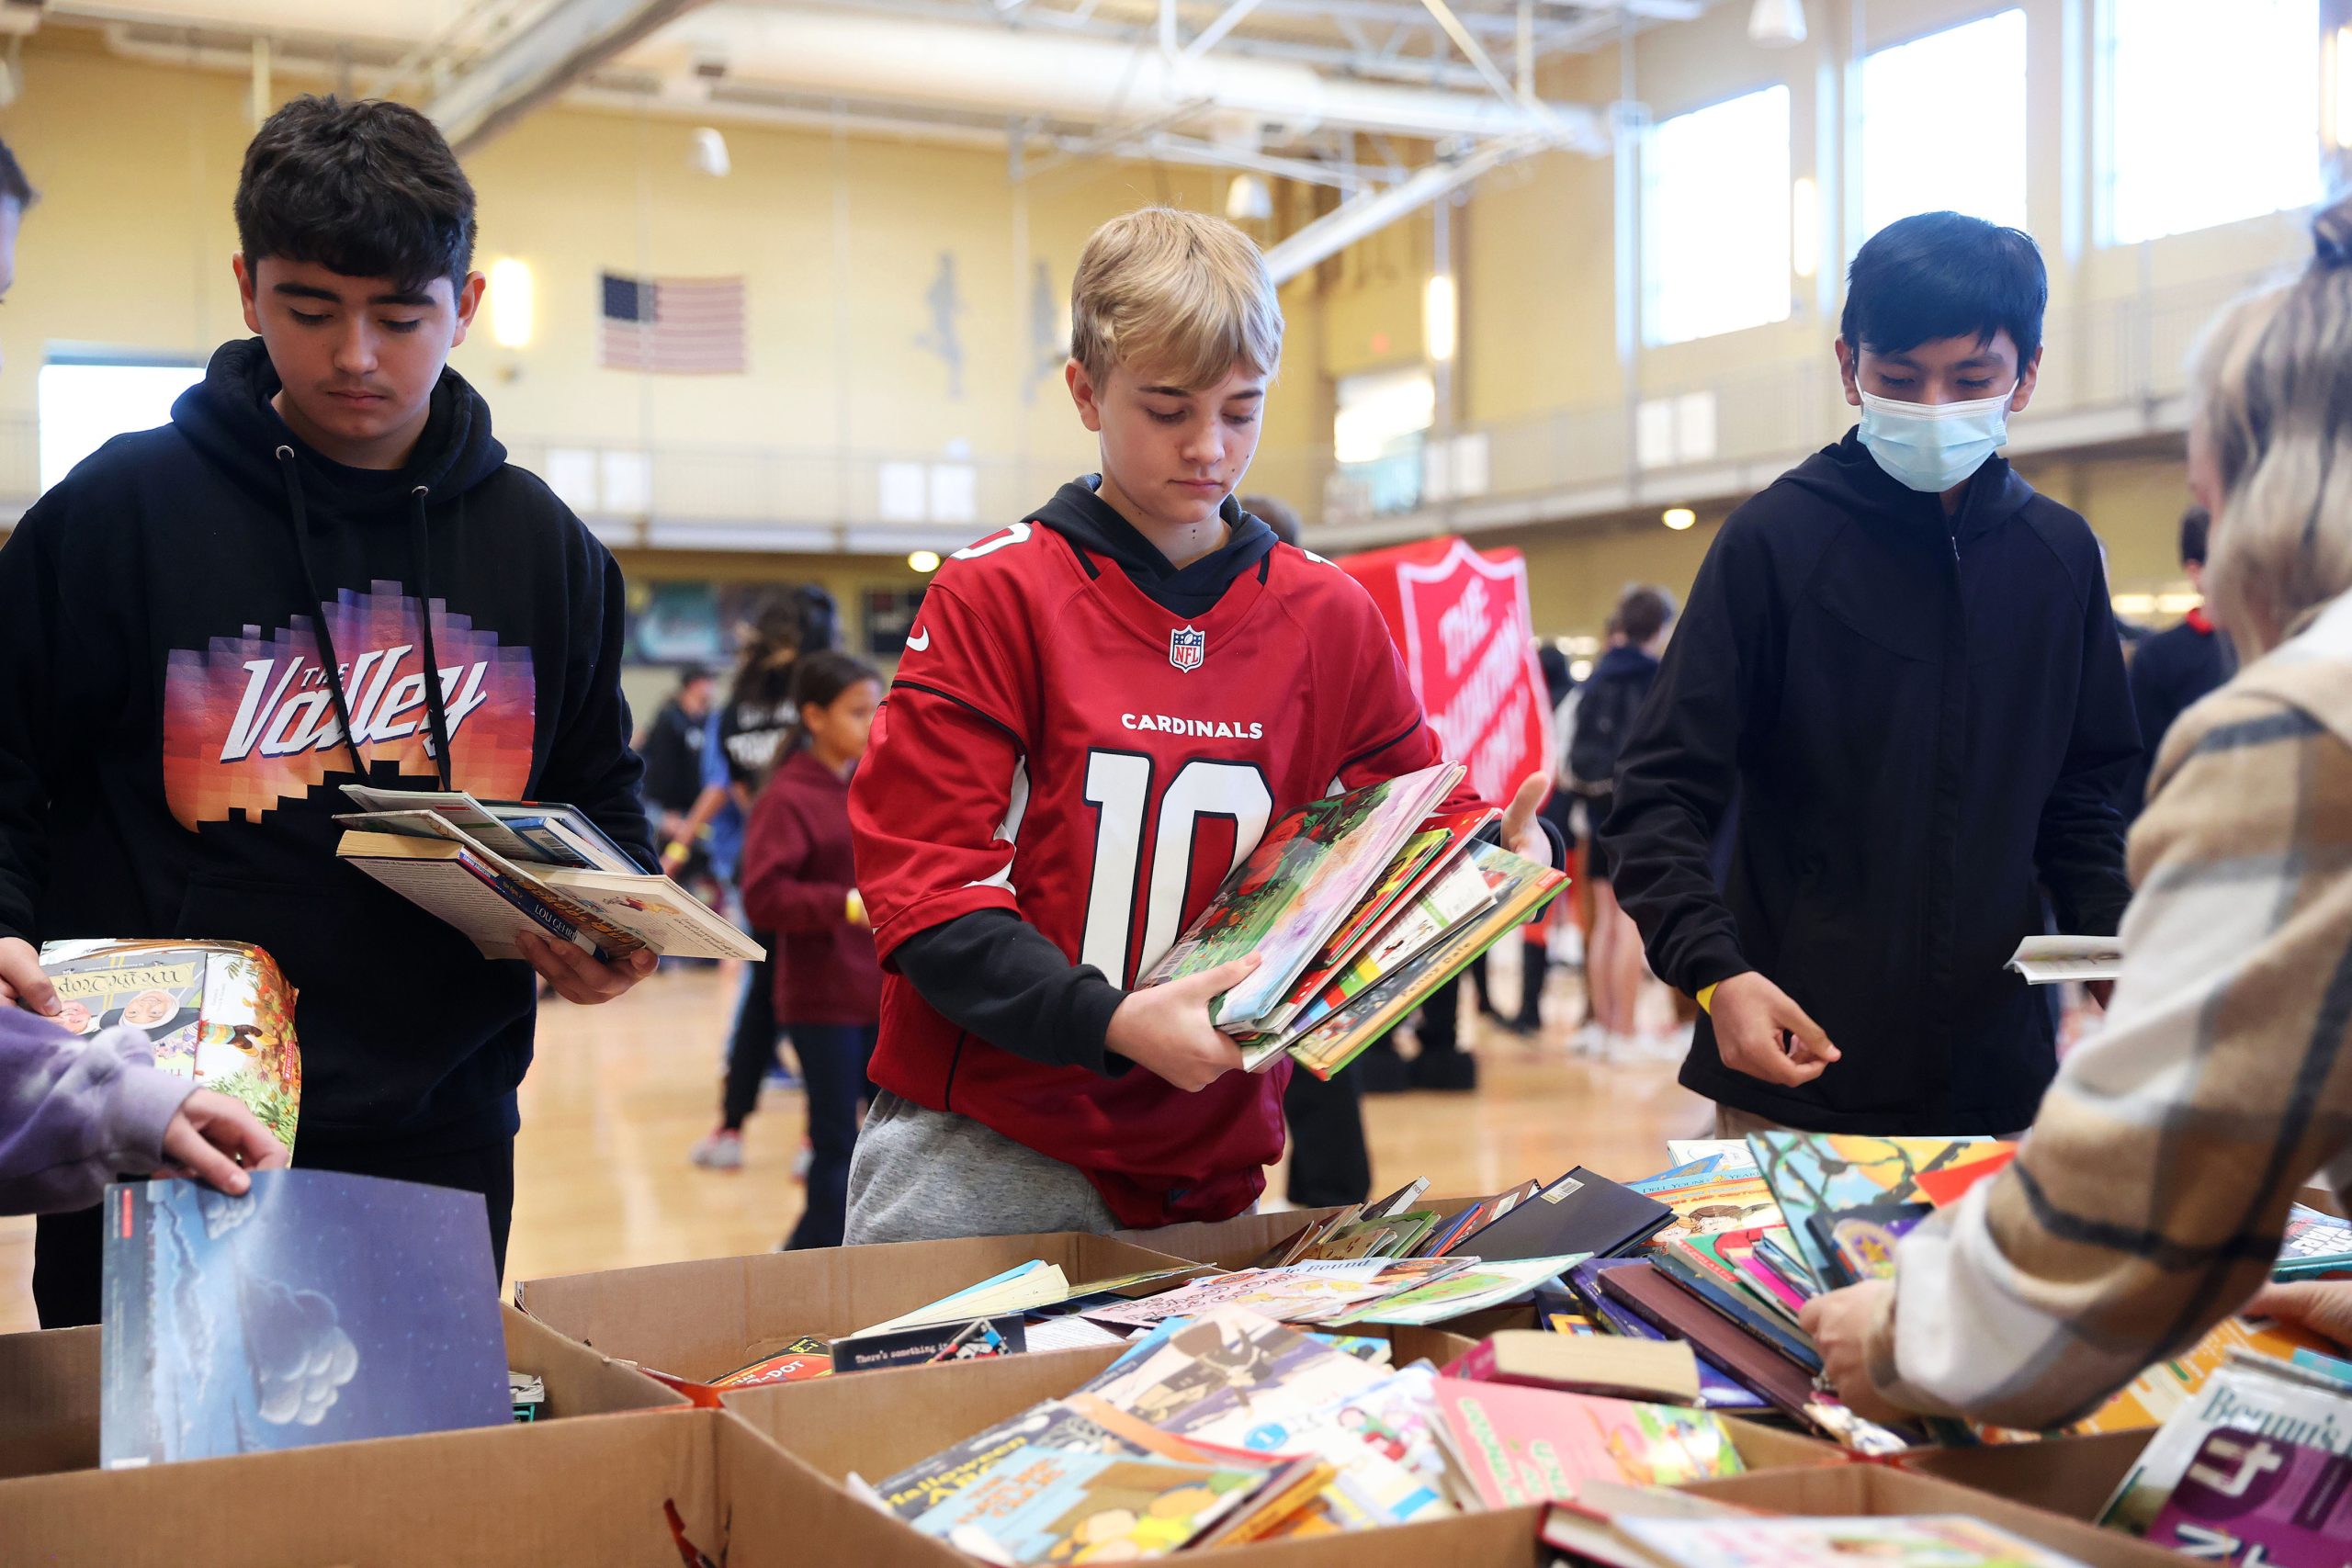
1086, 1308, 1389, 1454
1081, 1259, 1471, 1330
2276, 1202, 2352, 1280
1297, 810, 1483, 978
1807, 1201, 1934, 1289
1307, 1211, 1442, 1261
875, 1392, 1219, 1521
2061, 1315, 2334, 1438
1136, 762, 1462, 1030
1641, 1176, 1784, 1251
2098, 1354, 2352, 1531
1914, 1146, 2018, 1208
1286, 844, 1568, 1079
1752, 1228, 1823, 1301
40, 938, 302, 1154
831, 1314, 1028, 1373
1430, 1378, 1745, 1508
2146, 1428, 2352, 1562
100, 1169, 509, 1468
1618, 1515, 2093, 1568
1747, 1134, 2014, 1287
907, 1448, 1271, 1563
1337, 1254, 1592, 1326
708, 1337, 832, 1390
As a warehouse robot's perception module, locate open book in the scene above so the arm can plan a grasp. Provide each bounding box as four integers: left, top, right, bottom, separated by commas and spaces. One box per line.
334, 786, 763, 963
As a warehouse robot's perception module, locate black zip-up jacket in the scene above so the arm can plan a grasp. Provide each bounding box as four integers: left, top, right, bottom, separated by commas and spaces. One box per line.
1600, 432, 2138, 1134
0, 338, 652, 1153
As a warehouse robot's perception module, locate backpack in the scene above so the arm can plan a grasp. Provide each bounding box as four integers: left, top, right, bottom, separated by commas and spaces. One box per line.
1567, 660, 1655, 795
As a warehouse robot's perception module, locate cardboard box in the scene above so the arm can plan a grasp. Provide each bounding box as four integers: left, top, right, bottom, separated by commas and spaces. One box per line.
0, 1301, 683, 1484
1892, 1429, 2151, 1523
0, 1404, 959, 1568
1688, 1460, 2187, 1567
514, 1230, 1202, 1383
724, 1334, 1840, 1562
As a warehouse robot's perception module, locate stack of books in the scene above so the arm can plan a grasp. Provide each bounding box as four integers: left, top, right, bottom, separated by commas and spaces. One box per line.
1136, 762, 1567, 1078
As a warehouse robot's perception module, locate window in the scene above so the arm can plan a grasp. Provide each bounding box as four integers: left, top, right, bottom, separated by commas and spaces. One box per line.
2101, 0, 2321, 244
1332, 367, 1434, 515
1860, 11, 2029, 245
1643, 85, 1792, 345
37, 356, 205, 493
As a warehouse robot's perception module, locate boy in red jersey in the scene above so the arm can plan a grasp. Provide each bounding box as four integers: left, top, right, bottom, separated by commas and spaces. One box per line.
846, 209, 1554, 1242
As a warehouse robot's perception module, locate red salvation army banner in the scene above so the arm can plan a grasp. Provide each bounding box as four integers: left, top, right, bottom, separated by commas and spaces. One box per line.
1335, 536, 1554, 806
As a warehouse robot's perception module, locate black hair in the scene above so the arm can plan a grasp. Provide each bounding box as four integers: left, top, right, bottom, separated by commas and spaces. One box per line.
729, 585, 841, 711
775, 650, 880, 765
234, 96, 475, 293
0, 138, 34, 210
675, 663, 714, 689
1841, 211, 2046, 368
1615, 585, 1675, 646
2178, 505, 2211, 568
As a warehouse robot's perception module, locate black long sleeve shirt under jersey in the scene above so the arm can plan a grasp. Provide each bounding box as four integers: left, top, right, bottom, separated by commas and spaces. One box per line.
892, 479, 1559, 1075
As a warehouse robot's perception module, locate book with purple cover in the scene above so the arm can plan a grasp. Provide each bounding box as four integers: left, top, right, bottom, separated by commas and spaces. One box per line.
2146, 1429, 2352, 1564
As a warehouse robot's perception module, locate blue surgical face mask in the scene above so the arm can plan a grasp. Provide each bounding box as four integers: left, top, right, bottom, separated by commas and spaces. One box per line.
1858, 383, 2018, 493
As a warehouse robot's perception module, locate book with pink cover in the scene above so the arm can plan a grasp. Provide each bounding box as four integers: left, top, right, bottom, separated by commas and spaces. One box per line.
1429, 1377, 1745, 1509
2146, 1429, 2352, 1563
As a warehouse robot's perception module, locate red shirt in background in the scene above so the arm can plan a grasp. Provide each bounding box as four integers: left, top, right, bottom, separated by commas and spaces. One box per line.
741, 748, 880, 1026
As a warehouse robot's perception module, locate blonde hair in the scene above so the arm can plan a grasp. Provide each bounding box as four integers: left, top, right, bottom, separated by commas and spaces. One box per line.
2190, 192, 2352, 656
1069, 207, 1283, 389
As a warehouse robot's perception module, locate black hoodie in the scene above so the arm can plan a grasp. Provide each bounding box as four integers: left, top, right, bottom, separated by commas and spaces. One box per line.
0, 339, 652, 1152
1600, 432, 2138, 1134
889, 479, 1279, 1074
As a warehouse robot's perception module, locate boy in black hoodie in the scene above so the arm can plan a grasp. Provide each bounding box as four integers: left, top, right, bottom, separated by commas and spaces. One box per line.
1601, 211, 2138, 1138
0, 97, 657, 1325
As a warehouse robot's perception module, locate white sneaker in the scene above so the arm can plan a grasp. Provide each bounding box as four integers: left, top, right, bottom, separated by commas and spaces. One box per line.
690, 1130, 744, 1170
1568, 1021, 1608, 1058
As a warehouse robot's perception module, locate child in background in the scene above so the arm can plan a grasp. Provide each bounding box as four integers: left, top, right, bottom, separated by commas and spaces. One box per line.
739, 651, 884, 1250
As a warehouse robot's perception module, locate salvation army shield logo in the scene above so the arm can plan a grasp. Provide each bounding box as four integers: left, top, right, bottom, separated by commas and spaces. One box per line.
1169, 625, 1206, 673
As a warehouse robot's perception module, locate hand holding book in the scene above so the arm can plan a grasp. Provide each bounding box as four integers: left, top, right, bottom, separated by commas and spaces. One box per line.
514, 929, 660, 1007
1107, 954, 1261, 1091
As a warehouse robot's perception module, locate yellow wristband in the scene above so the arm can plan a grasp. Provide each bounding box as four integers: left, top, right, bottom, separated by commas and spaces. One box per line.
1695, 983, 1718, 1015
845, 890, 866, 925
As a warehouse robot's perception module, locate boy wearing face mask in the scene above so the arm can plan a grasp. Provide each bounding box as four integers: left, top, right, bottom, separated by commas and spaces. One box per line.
1600, 211, 2139, 1138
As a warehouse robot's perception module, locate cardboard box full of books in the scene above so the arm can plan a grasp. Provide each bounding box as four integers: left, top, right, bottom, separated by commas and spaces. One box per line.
1685, 1459, 2188, 1568
1118, 1196, 1487, 1272
1890, 1429, 2152, 1522
0, 1301, 683, 1485
723, 1333, 1845, 1564
514, 1230, 1201, 1384
0, 1405, 950, 1568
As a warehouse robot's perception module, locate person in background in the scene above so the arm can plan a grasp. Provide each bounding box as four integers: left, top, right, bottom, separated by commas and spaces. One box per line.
1, 1007, 287, 1213
1603, 211, 2137, 1140
684, 593, 838, 1168
1242, 493, 1371, 1209
636, 664, 718, 903
2122, 506, 2236, 818
1570, 587, 1675, 1060
739, 651, 885, 1249
1804, 197, 2352, 1431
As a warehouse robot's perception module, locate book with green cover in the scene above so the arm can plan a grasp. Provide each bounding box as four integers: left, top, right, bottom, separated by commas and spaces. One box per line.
1136, 763, 1462, 1030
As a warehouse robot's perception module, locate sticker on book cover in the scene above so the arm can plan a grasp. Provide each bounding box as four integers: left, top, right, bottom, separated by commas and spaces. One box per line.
1543, 1178, 1584, 1204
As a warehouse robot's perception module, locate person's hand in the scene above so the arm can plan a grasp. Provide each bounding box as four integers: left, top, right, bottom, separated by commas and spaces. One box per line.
2245, 1280, 2352, 1350
1499, 773, 1553, 865
1106, 956, 1261, 1092
515, 931, 659, 1004
157, 1089, 289, 1195
1798, 1280, 1907, 1426
0, 936, 59, 1016
1710, 971, 1839, 1087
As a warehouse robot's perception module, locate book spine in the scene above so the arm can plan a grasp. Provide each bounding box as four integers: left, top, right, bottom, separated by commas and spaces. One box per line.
451, 852, 613, 964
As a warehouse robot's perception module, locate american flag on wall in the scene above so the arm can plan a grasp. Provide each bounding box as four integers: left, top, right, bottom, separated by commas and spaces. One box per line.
598, 272, 747, 374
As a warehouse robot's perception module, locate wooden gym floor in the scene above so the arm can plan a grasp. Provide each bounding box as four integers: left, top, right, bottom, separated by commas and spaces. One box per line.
0, 951, 1711, 1333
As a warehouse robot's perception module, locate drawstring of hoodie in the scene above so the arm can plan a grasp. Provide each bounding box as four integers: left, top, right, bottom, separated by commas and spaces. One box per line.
273, 445, 455, 791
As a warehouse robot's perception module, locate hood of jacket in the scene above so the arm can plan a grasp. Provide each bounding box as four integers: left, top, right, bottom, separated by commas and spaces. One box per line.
1032, 476, 1279, 618
1781, 428, 2039, 550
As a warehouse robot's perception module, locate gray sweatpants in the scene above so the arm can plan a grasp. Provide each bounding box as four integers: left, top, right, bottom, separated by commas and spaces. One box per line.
843, 1090, 1120, 1244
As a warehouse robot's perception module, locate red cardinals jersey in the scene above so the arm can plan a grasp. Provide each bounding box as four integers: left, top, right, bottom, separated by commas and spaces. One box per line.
850, 517, 1481, 1227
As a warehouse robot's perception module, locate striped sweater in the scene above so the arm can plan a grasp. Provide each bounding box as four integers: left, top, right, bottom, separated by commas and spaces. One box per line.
1865, 590, 2352, 1429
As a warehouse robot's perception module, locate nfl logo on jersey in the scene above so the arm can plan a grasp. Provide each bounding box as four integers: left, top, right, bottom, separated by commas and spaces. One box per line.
1168, 625, 1206, 673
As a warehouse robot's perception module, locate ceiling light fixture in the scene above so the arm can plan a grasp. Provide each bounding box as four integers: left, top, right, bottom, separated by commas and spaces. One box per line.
1748, 0, 1808, 48
1663, 507, 1697, 531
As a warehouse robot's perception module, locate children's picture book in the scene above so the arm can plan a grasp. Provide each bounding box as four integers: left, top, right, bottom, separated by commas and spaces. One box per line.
1807, 1201, 1934, 1288
1663, 1141, 1762, 1175
875, 1392, 1219, 1522
708, 1337, 833, 1390
908, 1448, 1270, 1563
2145, 1428, 2352, 1564
1618, 1514, 2093, 1568
1259, 856, 1498, 1055
340, 784, 639, 873
100, 1169, 508, 1468
2099, 1353, 2352, 1531
856, 1260, 1070, 1336
2275, 1202, 2352, 1280
1284, 843, 1567, 1079
40, 938, 301, 1154
1912, 1146, 2018, 1208
1430, 1378, 1744, 1508
1082, 1258, 1471, 1330
1336, 1254, 1593, 1327
1639, 1174, 1785, 1251
831, 1314, 1029, 1373
1137, 762, 1463, 1030
2058, 1315, 2333, 1438
1747, 1134, 2013, 1287
1084, 1308, 1389, 1454
334, 794, 762, 963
